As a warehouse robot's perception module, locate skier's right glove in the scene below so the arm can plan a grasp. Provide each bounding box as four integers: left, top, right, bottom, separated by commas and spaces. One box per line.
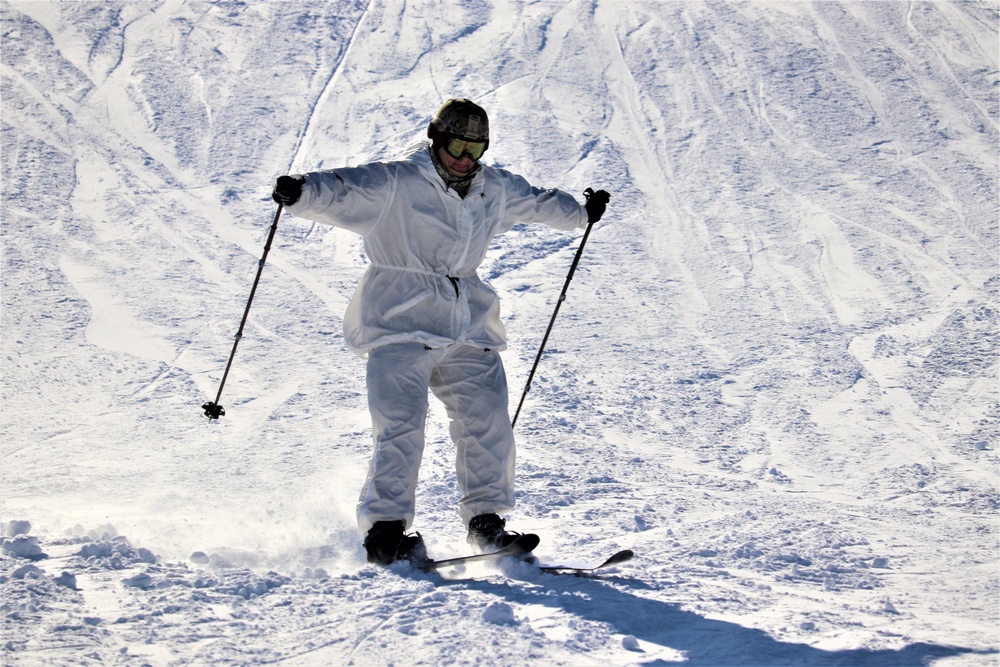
584, 188, 610, 223
272, 175, 305, 206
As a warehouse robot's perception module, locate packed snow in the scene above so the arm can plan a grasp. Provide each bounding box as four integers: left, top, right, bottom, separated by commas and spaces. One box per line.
2, 1, 998, 665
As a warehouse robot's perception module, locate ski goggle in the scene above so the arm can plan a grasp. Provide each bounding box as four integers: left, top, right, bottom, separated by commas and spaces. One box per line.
444, 137, 487, 161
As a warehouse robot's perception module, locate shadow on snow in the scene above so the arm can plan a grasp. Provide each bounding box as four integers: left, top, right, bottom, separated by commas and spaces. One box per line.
453, 573, 992, 666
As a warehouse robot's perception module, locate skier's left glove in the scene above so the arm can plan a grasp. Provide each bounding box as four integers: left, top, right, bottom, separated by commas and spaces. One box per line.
584, 188, 610, 223
272, 175, 305, 206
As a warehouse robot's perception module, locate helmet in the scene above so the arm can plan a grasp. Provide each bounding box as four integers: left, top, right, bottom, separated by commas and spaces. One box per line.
428, 98, 490, 153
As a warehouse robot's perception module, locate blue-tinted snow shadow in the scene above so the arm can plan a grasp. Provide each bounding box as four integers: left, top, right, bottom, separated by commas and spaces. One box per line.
458, 575, 992, 666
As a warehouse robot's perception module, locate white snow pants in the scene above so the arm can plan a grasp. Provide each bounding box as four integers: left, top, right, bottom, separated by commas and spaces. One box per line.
356, 342, 516, 535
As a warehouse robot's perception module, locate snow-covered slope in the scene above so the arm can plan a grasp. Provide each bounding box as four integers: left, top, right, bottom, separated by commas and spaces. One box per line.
2, 1, 997, 665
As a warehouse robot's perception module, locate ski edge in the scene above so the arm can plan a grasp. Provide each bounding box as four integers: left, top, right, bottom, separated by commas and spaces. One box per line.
418, 533, 540, 572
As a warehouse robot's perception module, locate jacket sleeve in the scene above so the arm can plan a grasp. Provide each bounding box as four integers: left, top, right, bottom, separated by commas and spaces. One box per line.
286, 162, 395, 236
498, 170, 588, 233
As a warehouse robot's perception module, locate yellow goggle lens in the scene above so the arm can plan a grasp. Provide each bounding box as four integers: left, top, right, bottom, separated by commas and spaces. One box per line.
445, 138, 486, 160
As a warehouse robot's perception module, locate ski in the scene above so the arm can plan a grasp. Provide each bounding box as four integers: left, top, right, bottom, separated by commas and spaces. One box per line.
419, 533, 540, 572
537, 548, 634, 574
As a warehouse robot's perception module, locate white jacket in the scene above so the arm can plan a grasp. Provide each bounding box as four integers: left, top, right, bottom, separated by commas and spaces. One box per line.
287, 141, 588, 356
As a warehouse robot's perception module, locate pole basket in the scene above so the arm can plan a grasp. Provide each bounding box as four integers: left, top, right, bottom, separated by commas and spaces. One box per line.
202, 402, 226, 420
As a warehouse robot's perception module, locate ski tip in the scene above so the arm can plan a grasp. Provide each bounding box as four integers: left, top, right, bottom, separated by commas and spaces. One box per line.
604, 549, 634, 566
538, 548, 636, 574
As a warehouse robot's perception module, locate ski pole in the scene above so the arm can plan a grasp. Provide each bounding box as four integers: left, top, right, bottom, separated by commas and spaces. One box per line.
511, 208, 598, 429
202, 204, 283, 420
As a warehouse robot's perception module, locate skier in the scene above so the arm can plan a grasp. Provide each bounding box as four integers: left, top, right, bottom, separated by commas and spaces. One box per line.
272, 98, 610, 566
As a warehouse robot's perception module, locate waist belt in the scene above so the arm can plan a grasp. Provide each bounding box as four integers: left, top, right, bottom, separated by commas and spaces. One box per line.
370, 263, 470, 297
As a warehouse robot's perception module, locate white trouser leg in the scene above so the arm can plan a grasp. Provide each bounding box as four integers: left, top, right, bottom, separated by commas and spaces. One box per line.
429, 346, 516, 527
356, 343, 432, 535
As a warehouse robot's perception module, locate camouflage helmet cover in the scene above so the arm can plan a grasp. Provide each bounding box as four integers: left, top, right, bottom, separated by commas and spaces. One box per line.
428, 98, 490, 145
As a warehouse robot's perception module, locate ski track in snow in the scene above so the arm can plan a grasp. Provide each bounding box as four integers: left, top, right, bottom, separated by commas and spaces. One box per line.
2, 1, 998, 665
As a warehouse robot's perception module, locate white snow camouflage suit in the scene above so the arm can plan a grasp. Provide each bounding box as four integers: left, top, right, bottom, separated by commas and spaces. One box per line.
285, 140, 587, 533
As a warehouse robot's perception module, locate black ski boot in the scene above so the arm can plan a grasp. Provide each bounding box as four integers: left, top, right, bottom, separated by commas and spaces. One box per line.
364, 520, 428, 567
466, 514, 525, 552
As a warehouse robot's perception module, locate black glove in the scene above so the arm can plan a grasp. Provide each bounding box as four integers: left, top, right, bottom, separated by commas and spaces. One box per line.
272, 175, 305, 206
584, 188, 610, 223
